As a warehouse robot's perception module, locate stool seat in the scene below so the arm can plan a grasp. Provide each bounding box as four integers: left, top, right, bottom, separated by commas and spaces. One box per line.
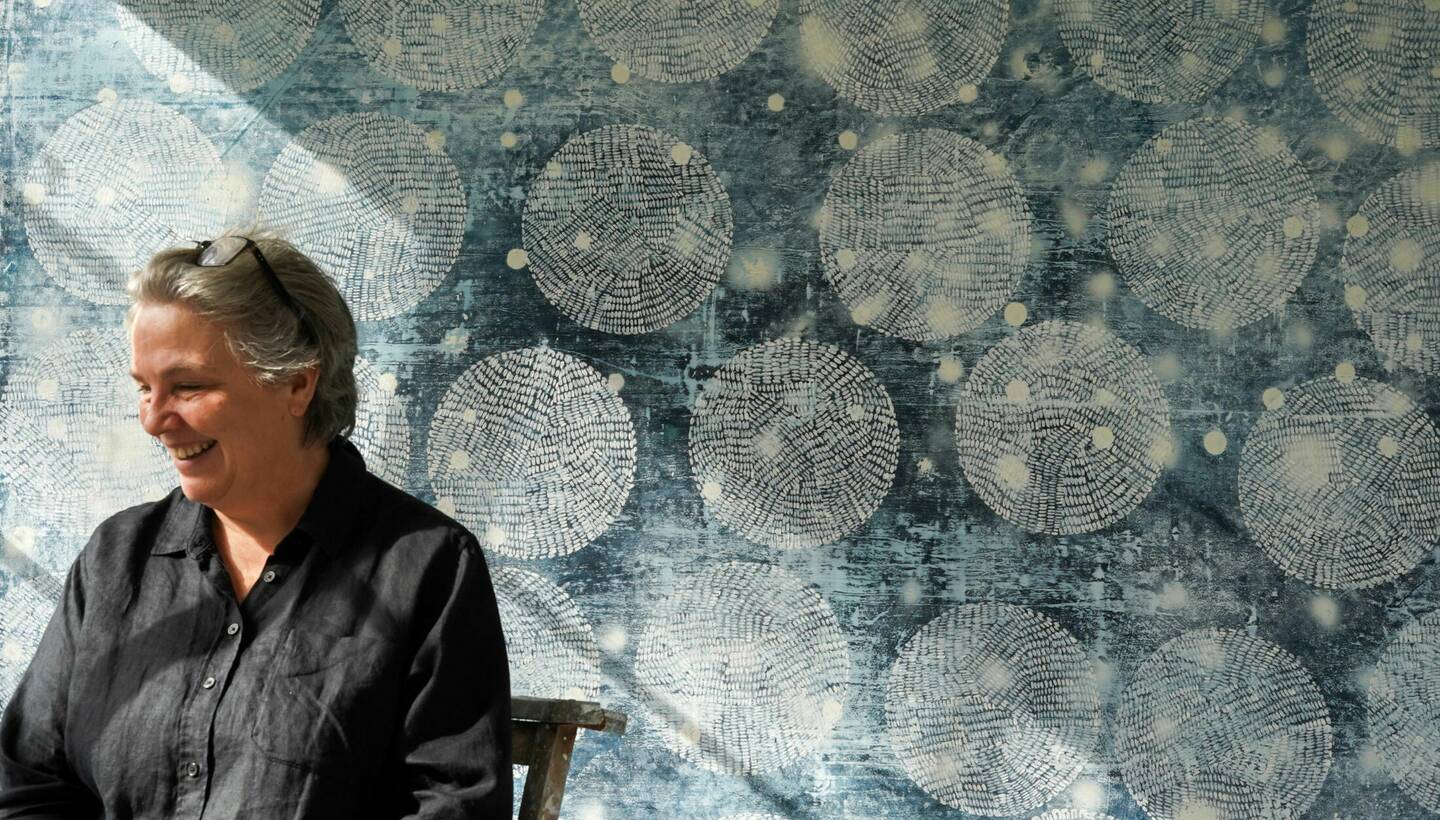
511, 695, 628, 820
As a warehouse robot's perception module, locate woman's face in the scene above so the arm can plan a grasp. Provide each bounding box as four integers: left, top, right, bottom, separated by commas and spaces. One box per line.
129, 301, 315, 512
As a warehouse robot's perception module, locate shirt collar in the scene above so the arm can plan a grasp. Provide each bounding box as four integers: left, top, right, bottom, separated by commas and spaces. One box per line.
150, 436, 369, 559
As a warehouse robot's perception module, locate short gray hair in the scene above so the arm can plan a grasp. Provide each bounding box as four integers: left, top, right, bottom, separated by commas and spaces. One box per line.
126, 231, 358, 448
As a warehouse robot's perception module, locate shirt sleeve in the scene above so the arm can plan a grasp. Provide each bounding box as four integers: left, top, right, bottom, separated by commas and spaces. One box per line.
387, 531, 512, 819
0, 548, 102, 819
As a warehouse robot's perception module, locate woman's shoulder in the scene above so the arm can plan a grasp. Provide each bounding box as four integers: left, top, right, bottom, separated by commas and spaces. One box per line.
352, 471, 482, 555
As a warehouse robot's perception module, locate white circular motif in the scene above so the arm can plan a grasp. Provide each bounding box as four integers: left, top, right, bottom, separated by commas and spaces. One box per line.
634, 561, 849, 774
1309, 0, 1440, 149
426, 347, 636, 559
493, 567, 601, 700
578, 0, 779, 83
955, 321, 1171, 535
796, 0, 1009, 116
1056, 0, 1264, 103
23, 101, 225, 305
522, 125, 733, 335
259, 112, 466, 321
1107, 118, 1318, 331
340, 0, 545, 91
1031, 812, 1121, 820
885, 603, 1101, 815
1238, 376, 1440, 589
0, 329, 174, 541
116, 0, 320, 93
1341, 164, 1440, 374
349, 356, 411, 490
1116, 629, 1333, 820
0, 574, 62, 713
689, 339, 899, 549
820, 130, 1031, 341
1370, 611, 1440, 813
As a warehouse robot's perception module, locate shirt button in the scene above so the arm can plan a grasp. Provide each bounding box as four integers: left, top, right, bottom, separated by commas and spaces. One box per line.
263, 570, 277, 583
202, 676, 216, 689
186, 762, 200, 778
226, 622, 240, 636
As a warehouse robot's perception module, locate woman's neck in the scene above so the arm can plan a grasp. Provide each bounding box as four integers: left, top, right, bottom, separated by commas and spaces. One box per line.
211, 442, 331, 554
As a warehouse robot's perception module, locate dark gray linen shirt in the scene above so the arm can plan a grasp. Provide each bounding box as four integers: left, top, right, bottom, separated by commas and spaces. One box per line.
0, 436, 512, 818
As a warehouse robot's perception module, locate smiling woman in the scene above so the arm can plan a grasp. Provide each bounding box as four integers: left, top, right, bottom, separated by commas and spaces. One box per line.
0, 232, 513, 817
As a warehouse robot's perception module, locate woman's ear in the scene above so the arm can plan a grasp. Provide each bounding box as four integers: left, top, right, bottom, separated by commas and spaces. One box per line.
288, 366, 321, 417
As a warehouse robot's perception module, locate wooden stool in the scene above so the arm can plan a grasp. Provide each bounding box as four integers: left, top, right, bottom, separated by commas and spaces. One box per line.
512, 696, 627, 820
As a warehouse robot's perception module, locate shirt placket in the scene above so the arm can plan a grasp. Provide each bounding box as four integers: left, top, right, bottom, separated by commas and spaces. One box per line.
173, 551, 249, 819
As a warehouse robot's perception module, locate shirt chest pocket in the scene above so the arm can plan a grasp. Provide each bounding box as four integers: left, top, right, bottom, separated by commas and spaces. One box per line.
250, 629, 403, 779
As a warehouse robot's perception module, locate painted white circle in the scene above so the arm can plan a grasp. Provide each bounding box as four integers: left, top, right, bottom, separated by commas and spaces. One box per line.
1341, 164, 1440, 374
578, 0, 779, 83
1238, 375, 1440, 589
1055, 0, 1264, 103
0, 574, 62, 713
1116, 629, 1333, 820
116, 0, 320, 93
349, 356, 411, 490
259, 112, 466, 321
493, 567, 601, 700
688, 339, 899, 549
820, 129, 1031, 341
426, 347, 635, 559
1369, 610, 1440, 813
340, 0, 545, 91
955, 321, 1171, 535
796, 0, 1009, 116
634, 561, 849, 774
885, 603, 1100, 815
522, 125, 733, 335
23, 101, 224, 305
0, 329, 175, 542
1309, 0, 1440, 150
1107, 118, 1318, 331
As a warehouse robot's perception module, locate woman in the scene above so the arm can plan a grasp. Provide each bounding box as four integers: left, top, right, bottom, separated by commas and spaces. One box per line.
0, 234, 512, 818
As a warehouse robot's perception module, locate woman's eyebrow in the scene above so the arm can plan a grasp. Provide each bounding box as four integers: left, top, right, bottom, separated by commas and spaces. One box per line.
129, 364, 211, 381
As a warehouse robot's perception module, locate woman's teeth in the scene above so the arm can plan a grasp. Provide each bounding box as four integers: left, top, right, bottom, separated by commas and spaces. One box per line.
170, 440, 216, 460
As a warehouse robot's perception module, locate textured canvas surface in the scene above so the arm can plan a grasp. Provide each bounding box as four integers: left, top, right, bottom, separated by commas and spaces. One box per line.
2, 0, 1440, 817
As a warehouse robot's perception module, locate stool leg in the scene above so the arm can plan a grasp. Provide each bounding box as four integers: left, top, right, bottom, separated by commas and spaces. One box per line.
518, 724, 579, 820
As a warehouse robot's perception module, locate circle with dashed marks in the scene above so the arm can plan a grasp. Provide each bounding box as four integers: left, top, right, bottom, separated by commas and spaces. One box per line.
349, 356, 411, 490
796, 0, 1009, 116
117, 0, 320, 93
0, 329, 174, 541
493, 567, 601, 701
340, 0, 545, 91
522, 125, 732, 335
426, 347, 635, 559
259, 112, 466, 321
885, 602, 1101, 815
1238, 375, 1440, 589
688, 339, 898, 548
1106, 118, 1319, 331
1341, 164, 1440, 375
820, 130, 1031, 342
1032, 812, 1122, 820
1369, 610, 1440, 813
1308, 0, 1440, 150
578, 0, 779, 83
23, 101, 225, 305
955, 321, 1171, 535
1116, 629, 1332, 820
0, 574, 63, 713
1055, 0, 1264, 103
635, 561, 849, 774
